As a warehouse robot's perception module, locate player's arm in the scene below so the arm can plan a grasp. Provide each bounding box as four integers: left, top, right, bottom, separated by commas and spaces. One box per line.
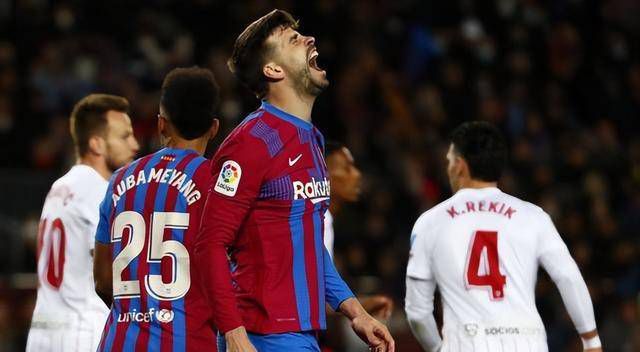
405, 276, 441, 352
93, 186, 115, 307
194, 136, 268, 349
538, 213, 602, 351
94, 241, 113, 306
322, 248, 395, 351
405, 215, 443, 352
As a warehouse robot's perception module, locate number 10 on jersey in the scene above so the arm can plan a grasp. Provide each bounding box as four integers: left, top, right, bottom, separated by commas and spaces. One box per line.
465, 230, 506, 300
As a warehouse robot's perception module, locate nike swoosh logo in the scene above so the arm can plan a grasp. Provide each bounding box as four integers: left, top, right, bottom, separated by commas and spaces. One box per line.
288, 154, 302, 166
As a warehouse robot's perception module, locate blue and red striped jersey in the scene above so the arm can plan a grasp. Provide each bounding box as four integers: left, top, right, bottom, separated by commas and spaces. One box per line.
196, 101, 354, 335
95, 148, 216, 352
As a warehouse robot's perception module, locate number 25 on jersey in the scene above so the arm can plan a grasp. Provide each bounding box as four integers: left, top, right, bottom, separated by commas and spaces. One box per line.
111, 211, 191, 301
465, 230, 506, 300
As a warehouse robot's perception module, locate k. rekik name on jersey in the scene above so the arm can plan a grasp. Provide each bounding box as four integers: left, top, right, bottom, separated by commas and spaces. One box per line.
447, 200, 517, 219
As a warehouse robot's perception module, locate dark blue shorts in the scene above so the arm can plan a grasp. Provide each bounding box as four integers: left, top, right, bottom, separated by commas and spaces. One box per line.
217, 331, 320, 351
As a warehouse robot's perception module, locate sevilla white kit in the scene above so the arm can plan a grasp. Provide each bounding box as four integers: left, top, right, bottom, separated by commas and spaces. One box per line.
27, 165, 110, 352
406, 187, 596, 352
323, 210, 334, 258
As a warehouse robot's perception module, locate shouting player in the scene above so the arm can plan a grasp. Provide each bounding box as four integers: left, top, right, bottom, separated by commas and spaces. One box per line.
405, 121, 602, 351
196, 9, 394, 352
93, 67, 220, 351
26, 94, 139, 352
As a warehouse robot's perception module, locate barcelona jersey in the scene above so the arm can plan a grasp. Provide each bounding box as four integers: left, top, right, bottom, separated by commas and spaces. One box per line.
95, 148, 216, 351
196, 101, 354, 334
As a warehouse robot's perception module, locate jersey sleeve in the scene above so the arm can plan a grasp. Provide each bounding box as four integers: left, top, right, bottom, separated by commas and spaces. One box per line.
194, 132, 271, 334
536, 211, 568, 257
406, 213, 434, 280
322, 246, 355, 310
95, 179, 115, 244
405, 276, 442, 351
537, 211, 597, 333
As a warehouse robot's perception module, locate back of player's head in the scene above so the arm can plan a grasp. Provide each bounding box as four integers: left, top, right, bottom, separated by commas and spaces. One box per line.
449, 121, 507, 182
325, 140, 346, 158
70, 94, 129, 157
160, 66, 220, 140
228, 9, 298, 98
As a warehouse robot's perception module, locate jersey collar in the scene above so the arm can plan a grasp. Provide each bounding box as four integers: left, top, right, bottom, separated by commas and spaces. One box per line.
455, 186, 501, 196
261, 100, 313, 131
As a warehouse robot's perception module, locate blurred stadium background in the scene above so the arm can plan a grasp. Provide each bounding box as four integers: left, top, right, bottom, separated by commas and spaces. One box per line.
1, 0, 639, 351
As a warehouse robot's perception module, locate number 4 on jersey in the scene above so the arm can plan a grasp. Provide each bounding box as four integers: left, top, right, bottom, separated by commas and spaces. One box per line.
465, 230, 506, 300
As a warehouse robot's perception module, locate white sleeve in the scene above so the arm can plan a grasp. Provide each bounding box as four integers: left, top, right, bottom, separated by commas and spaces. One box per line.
538, 213, 597, 334
405, 277, 442, 352
323, 211, 334, 259
82, 201, 101, 252
406, 214, 434, 280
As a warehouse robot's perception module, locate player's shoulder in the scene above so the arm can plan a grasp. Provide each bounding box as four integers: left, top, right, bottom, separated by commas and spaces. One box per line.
499, 191, 549, 218
60, 165, 108, 196
216, 105, 292, 159
43, 165, 108, 218
410, 197, 457, 247
415, 193, 460, 225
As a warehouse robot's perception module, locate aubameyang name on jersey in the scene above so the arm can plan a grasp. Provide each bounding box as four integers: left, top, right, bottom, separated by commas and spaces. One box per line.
112, 168, 201, 207
293, 177, 330, 200
447, 200, 517, 219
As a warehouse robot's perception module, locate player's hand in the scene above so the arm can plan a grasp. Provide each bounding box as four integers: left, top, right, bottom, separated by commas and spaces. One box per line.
360, 295, 394, 321
224, 326, 257, 352
350, 313, 395, 352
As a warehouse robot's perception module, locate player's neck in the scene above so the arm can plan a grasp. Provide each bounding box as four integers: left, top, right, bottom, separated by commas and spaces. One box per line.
265, 87, 315, 122
78, 155, 112, 181
165, 136, 208, 156
457, 179, 498, 191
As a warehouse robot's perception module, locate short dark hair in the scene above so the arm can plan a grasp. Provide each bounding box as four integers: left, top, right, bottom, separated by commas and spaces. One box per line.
70, 94, 129, 157
160, 66, 220, 140
449, 121, 507, 182
325, 140, 345, 158
228, 9, 298, 98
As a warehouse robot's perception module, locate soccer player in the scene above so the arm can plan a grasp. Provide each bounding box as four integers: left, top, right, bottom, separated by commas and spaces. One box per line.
195, 9, 395, 352
323, 141, 394, 350
93, 67, 220, 351
405, 121, 602, 351
324, 141, 393, 319
26, 94, 139, 352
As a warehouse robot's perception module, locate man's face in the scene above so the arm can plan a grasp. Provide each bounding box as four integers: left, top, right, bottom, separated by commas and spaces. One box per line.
267, 26, 329, 96
104, 110, 139, 171
327, 147, 362, 203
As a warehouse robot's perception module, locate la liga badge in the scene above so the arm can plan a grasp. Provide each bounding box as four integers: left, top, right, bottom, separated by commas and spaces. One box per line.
214, 160, 242, 196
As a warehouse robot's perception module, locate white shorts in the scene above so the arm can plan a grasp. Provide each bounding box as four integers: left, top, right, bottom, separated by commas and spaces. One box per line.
26, 313, 106, 352
441, 323, 548, 352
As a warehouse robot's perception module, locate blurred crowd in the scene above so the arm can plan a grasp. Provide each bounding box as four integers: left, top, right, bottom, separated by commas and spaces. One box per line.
1, 0, 639, 351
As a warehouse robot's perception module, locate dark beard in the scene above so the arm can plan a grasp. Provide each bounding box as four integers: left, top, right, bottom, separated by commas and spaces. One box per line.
295, 66, 328, 97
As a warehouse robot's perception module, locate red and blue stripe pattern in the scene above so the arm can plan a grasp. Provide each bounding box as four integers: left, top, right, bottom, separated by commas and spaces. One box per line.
199, 101, 354, 336
95, 148, 215, 352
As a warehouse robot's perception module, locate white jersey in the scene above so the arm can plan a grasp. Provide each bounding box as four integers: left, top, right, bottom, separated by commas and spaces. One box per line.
406, 187, 596, 351
27, 165, 110, 352
323, 210, 334, 258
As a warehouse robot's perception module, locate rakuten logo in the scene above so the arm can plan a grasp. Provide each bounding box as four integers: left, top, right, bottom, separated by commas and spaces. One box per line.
293, 177, 330, 203
117, 308, 174, 324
